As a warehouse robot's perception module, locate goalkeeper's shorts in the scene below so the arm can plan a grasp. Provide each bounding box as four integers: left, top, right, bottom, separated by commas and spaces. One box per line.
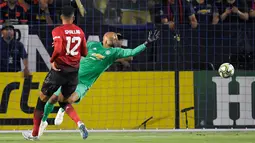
54, 83, 89, 104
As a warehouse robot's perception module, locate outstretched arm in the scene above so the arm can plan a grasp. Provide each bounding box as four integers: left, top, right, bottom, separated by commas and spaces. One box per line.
115, 30, 160, 59
115, 44, 147, 59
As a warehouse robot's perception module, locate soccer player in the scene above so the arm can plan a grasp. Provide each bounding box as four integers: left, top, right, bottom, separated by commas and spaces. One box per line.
22, 5, 87, 140
38, 30, 160, 139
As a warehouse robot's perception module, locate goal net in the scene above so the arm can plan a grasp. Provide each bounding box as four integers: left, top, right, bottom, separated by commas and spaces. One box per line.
0, 0, 254, 131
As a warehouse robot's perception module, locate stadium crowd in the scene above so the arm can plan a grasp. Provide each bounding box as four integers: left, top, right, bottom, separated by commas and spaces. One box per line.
0, 0, 254, 25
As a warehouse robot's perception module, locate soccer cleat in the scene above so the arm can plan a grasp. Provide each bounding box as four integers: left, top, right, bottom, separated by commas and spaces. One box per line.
54, 108, 65, 125
22, 131, 39, 141
38, 120, 48, 137
78, 121, 89, 139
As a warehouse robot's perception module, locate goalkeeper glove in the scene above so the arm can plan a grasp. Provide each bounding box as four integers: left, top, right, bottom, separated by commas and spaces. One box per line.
144, 30, 160, 46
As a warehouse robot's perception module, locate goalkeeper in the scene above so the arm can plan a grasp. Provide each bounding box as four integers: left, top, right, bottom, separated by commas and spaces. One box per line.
39, 30, 160, 139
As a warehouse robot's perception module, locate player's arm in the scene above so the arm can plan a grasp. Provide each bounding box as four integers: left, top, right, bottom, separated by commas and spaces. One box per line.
115, 44, 146, 58
81, 35, 88, 57
115, 30, 160, 59
115, 47, 133, 62
234, 1, 249, 21
186, 1, 197, 29
19, 42, 30, 77
50, 29, 63, 63
212, 2, 219, 25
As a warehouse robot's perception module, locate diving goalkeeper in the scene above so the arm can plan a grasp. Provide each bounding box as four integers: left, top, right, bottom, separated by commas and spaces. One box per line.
39, 30, 160, 139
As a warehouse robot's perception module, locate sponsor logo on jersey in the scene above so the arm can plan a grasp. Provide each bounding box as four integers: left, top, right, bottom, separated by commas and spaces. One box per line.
105, 50, 111, 55
92, 53, 105, 60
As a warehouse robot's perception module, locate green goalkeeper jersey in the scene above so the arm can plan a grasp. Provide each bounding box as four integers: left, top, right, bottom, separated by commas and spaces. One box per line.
78, 41, 146, 88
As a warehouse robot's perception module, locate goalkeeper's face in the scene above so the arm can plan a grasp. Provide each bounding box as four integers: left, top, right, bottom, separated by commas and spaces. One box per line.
115, 39, 123, 47
103, 32, 119, 47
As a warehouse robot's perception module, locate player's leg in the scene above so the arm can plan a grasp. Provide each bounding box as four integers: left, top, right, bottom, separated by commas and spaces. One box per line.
23, 92, 48, 140
38, 71, 77, 137
55, 92, 82, 125
59, 71, 79, 108
22, 70, 61, 140
38, 71, 71, 136
55, 84, 88, 125
61, 77, 88, 139
52, 87, 66, 125
53, 87, 69, 125
34, 70, 60, 136
38, 95, 59, 137
41, 92, 59, 122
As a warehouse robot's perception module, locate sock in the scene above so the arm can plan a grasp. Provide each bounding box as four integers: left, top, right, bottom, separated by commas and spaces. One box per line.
32, 98, 45, 136
58, 102, 68, 112
65, 104, 81, 125
42, 102, 54, 122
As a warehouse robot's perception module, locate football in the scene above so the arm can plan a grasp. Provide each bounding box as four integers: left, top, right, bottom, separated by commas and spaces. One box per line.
218, 63, 235, 78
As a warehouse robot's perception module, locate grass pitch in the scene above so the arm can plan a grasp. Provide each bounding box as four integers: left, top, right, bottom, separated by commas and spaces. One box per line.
0, 131, 254, 143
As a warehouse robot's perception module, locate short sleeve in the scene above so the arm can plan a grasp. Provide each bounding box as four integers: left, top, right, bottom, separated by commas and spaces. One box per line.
52, 28, 63, 43
18, 42, 28, 59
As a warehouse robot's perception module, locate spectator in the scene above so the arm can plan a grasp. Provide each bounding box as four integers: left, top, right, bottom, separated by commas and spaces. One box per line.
119, 0, 153, 25
38, 0, 86, 24
103, 0, 121, 24
161, 0, 198, 29
94, 0, 108, 14
25, 0, 54, 24
192, 0, 219, 24
0, 0, 28, 24
18, 0, 31, 10
220, 0, 249, 22
18, 0, 53, 10
249, 0, 255, 18
0, 22, 29, 77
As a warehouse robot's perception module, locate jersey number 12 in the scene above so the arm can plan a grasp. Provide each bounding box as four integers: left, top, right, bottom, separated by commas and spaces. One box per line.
66, 36, 81, 56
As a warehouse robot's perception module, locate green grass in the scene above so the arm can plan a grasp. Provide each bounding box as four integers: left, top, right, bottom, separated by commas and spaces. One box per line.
0, 132, 255, 143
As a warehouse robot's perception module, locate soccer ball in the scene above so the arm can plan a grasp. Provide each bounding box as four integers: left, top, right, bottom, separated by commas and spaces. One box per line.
218, 63, 235, 78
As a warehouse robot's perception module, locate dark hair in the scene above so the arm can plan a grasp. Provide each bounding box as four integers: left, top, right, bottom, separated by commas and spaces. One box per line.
62, 5, 75, 18
1, 22, 14, 31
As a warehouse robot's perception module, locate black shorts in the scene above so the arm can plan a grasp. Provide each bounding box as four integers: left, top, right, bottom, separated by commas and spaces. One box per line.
41, 69, 78, 98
